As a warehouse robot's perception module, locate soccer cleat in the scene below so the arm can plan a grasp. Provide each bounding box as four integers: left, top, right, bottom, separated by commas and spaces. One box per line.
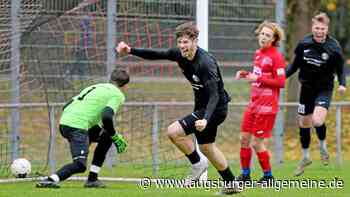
216, 181, 242, 195
84, 180, 106, 188
184, 157, 208, 186
36, 179, 60, 188
236, 174, 251, 183
257, 175, 274, 187
320, 149, 330, 166
294, 158, 312, 176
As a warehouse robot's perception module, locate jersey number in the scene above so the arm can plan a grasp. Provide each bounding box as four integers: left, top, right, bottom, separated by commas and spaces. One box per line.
78, 87, 96, 100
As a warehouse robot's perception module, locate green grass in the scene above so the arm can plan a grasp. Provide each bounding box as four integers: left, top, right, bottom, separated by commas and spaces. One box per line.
0, 161, 348, 197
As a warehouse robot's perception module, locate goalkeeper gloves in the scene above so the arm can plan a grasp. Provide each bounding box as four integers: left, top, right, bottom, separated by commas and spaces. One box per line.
111, 134, 128, 153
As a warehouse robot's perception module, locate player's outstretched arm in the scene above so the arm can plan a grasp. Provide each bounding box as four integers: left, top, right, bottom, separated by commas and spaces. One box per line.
117, 41, 178, 61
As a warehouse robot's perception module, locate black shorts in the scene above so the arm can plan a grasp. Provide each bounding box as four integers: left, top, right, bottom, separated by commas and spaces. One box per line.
59, 125, 103, 161
298, 85, 333, 115
178, 106, 228, 144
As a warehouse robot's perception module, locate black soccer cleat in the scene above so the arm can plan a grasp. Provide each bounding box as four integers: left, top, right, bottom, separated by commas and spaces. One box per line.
16, 173, 27, 178
257, 175, 274, 187
216, 181, 243, 195
36, 179, 60, 188
84, 180, 106, 188
236, 174, 251, 183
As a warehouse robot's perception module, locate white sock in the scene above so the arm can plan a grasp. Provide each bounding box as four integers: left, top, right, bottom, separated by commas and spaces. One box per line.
319, 140, 327, 152
90, 165, 101, 173
49, 174, 60, 182
302, 148, 310, 159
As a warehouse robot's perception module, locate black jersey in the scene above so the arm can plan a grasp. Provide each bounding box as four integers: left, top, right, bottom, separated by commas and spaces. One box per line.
286, 35, 346, 89
130, 47, 231, 121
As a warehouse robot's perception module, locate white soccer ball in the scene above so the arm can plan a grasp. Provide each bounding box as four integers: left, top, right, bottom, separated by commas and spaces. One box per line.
10, 158, 31, 178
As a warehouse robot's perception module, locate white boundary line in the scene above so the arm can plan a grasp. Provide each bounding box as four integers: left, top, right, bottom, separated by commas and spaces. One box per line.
0, 176, 143, 184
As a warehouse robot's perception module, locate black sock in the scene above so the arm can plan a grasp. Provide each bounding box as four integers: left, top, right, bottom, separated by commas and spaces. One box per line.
218, 167, 235, 182
87, 132, 111, 182
56, 160, 86, 182
186, 150, 201, 164
92, 132, 112, 166
315, 124, 326, 141
300, 127, 311, 149
88, 172, 98, 181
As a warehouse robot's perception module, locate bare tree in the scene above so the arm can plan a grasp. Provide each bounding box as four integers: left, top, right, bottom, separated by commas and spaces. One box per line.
333, 0, 348, 55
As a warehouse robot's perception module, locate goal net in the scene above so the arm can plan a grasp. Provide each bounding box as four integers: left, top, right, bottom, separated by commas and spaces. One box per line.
0, 0, 276, 179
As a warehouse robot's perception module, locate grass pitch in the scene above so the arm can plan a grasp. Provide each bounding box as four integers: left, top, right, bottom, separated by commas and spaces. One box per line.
0, 160, 348, 197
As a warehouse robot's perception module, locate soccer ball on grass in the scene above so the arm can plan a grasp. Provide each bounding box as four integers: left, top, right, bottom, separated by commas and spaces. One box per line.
10, 158, 31, 178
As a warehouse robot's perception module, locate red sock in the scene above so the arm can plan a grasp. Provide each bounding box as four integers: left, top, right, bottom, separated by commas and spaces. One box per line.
240, 147, 252, 169
257, 151, 271, 172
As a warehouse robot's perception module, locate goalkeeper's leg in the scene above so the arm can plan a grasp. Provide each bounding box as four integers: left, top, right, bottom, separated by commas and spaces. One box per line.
56, 127, 90, 181
85, 131, 112, 188
37, 126, 89, 188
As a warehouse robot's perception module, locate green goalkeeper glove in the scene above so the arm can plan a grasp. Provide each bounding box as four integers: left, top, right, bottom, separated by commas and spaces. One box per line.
111, 134, 128, 153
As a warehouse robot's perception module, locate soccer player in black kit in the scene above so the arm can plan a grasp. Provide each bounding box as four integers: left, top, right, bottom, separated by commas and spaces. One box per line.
286, 12, 346, 176
117, 22, 241, 194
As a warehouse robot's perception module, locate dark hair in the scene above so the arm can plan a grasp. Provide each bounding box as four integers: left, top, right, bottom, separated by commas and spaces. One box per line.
110, 69, 130, 87
175, 22, 199, 40
312, 12, 330, 25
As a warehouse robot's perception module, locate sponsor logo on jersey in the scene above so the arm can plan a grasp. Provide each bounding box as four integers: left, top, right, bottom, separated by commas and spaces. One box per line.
277, 68, 285, 76
261, 57, 272, 66
192, 75, 200, 82
252, 66, 262, 87
321, 52, 329, 60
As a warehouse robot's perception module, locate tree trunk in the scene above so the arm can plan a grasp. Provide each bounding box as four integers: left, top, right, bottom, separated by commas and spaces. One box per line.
285, 0, 321, 128
334, 0, 348, 54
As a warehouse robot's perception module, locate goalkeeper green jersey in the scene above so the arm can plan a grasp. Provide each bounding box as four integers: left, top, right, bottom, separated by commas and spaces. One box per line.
60, 83, 125, 130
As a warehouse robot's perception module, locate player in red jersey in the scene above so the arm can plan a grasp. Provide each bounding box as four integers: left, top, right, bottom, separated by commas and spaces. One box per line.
235, 21, 286, 183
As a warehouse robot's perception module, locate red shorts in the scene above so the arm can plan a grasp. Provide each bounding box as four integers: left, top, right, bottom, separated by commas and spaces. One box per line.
240, 109, 277, 138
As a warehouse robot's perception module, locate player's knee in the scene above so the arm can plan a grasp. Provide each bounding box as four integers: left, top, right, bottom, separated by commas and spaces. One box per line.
252, 138, 265, 152
240, 136, 250, 148
167, 122, 181, 140
167, 126, 176, 140
74, 159, 87, 173
199, 144, 212, 155
312, 116, 325, 127
251, 143, 260, 151
298, 117, 312, 128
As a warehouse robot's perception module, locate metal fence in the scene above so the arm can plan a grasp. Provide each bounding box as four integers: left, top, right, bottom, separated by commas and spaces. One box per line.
1, 0, 279, 165
3, 0, 347, 180
0, 102, 347, 177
